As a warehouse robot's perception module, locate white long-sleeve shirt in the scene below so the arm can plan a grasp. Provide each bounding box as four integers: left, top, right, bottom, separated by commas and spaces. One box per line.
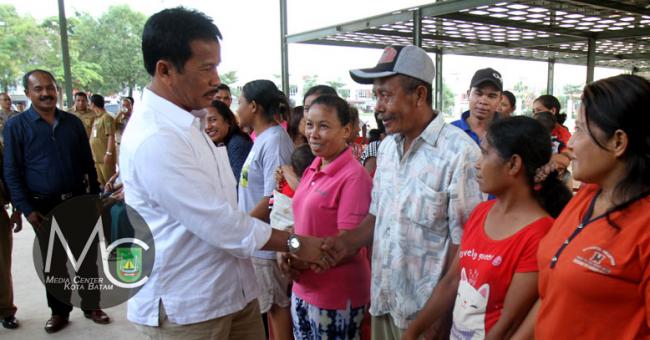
120, 88, 272, 326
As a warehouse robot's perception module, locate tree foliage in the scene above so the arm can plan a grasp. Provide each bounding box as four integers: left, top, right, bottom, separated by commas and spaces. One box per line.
0, 4, 147, 97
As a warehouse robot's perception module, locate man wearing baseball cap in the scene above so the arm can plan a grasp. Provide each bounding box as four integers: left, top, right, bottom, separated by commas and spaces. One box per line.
451, 68, 503, 145
322, 45, 483, 338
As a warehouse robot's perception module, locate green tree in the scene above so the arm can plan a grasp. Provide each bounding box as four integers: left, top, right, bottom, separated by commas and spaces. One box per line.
220, 70, 238, 86
0, 5, 46, 92
76, 6, 148, 96
512, 80, 539, 116
301, 74, 319, 96
441, 83, 455, 114
326, 79, 347, 98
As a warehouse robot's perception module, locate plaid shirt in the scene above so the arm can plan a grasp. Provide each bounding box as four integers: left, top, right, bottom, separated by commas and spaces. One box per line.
369, 113, 484, 329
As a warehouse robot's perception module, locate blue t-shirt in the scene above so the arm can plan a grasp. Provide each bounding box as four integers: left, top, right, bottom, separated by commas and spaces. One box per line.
238, 125, 294, 259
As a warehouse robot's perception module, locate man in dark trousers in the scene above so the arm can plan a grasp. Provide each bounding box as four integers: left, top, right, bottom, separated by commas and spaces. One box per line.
3, 69, 110, 333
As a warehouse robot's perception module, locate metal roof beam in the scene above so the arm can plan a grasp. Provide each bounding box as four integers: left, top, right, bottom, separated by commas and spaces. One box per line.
439, 12, 593, 38
562, 0, 650, 17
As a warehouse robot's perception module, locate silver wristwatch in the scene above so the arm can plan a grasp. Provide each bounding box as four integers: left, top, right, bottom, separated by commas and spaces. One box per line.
287, 234, 301, 254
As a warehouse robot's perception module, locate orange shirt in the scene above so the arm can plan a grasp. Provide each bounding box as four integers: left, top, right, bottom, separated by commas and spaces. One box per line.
536, 184, 650, 339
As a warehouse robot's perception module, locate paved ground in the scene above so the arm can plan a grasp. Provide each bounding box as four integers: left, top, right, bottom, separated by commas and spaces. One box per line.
1, 217, 147, 340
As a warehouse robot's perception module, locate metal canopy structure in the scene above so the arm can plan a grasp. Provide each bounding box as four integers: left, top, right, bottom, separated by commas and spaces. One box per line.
280, 0, 650, 107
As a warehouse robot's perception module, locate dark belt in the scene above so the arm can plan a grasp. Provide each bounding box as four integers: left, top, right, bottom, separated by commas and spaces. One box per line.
30, 192, 75, 202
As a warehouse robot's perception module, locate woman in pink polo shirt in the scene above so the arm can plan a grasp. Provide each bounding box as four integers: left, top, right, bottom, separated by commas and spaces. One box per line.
284, 95, 372, 339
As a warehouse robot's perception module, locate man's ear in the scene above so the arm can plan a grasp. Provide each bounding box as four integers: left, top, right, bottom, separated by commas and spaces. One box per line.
415, 85, 428, 107
155, 60, 175, 86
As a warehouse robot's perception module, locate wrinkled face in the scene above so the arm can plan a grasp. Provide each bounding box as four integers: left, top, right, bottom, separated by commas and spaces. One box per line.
121, 98, 133, 114
0, 93, 11, 111
468, 84, 501, 121
170, 39, 221, 111
568, 105, 618, 184
75, 95, 88, 111
25, 72, 58, 113
205, 106, 230, 143
498, 97, 514, 117
214, 89, 232, 107
373, 76, 419, 136
305, 103, 350, 161
475, 137, 510, 195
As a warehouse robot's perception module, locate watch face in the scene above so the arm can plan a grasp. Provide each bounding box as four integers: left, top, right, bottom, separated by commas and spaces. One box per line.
290, 237, 300, 249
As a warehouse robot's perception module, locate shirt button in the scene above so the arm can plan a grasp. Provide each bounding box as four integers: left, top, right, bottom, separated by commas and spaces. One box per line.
552, 257, 558, 261
311, 182, 314, 186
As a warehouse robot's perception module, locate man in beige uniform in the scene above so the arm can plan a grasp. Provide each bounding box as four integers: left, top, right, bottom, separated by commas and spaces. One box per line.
88, 94, 116, 187
71, 92, 97, 138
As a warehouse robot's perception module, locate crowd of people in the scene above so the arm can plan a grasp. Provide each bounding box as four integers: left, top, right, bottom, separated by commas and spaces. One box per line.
0, 5, 649, 340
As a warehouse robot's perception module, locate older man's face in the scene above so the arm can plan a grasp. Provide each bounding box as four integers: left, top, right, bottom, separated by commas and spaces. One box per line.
372, 76, 422, 136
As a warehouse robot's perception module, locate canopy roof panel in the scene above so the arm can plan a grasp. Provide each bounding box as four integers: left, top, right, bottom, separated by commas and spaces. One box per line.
288, 0, 650, 71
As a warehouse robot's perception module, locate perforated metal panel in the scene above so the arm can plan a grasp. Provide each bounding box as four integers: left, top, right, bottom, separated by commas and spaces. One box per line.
287, 0, 650, 70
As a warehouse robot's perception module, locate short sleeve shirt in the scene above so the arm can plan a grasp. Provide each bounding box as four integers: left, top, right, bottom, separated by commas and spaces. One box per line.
292, 148, 372, 310
72, 109, 97, 138
536, 185, 650, 339
238, 125, 294, 259
369, 114, 484, 328
89, 112, 115, 163
452, 201, 552, 338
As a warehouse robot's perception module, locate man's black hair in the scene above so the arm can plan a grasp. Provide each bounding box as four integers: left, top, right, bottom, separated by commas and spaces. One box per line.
90, 94, 105, 109
22, 69, 57, 91
142, 7, 222, 76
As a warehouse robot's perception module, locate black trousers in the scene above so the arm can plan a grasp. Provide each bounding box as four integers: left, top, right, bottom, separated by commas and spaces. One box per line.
32, 196, 100, 317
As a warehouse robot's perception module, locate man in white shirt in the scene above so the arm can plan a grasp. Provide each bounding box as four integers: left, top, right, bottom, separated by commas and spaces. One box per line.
120, 7, 322, 340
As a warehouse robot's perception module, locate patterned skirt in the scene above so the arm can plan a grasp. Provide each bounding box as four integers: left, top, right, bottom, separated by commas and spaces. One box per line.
291, 293, 366, 340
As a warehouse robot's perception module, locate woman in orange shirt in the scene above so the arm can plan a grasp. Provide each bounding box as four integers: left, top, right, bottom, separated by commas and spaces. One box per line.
513, 74, 650, 339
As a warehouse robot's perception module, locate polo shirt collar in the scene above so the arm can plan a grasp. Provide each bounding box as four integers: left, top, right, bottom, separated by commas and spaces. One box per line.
142, 87, 197, 129
308, 147, 353, 176
457, 110, 472, 133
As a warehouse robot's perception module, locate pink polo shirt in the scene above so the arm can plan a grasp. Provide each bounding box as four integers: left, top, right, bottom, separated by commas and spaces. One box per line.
292, 147, 372, 310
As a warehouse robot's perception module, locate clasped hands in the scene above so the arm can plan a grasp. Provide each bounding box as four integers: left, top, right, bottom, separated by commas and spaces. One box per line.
277, 233, 355, 280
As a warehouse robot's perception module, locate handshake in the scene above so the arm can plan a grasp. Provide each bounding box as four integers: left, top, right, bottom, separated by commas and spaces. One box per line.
277, 234, 356, 280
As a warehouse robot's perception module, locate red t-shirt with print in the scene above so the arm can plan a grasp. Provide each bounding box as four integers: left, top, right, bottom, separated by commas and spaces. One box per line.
451, 200, 553, 339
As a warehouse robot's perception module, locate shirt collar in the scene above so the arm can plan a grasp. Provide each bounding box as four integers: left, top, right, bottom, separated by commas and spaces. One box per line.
141, 87, 198, 129
26, 106, 64, 122
308, 147, 354, 176
457, 110, 472, 133
394, 112, 446, 148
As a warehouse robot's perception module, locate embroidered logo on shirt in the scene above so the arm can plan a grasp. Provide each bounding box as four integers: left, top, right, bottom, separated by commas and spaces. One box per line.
491, 255, 503, 267
573, 246, 616, 274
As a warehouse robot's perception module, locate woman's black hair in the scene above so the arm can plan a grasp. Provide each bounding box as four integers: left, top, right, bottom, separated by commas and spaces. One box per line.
288, 106, 307, 145
502, 90, 516, 109
486, 116, 572, 217
534, 94, 566, 125
291, 144, 316, 179
241, 79, 289, 124
303, 85, 338, 105
209, 100, 251, 144
533, 110, 557, 133
581, 74, 650, 228
309, 95, 351, 126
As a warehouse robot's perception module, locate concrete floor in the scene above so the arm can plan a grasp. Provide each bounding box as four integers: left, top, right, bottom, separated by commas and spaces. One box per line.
1, 217, 147, 340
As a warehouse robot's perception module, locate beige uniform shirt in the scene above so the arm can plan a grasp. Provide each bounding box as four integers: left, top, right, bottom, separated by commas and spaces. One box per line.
89, 111, 115, 163
72, 109, 97, 138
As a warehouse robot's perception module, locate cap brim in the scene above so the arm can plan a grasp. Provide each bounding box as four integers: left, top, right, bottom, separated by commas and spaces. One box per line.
349, 68, 398, 84
471, 78, 503, 91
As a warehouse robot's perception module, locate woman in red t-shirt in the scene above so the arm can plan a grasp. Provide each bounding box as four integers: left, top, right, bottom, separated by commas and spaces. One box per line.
404, 117, 572, 340
512, 75, 650, 340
